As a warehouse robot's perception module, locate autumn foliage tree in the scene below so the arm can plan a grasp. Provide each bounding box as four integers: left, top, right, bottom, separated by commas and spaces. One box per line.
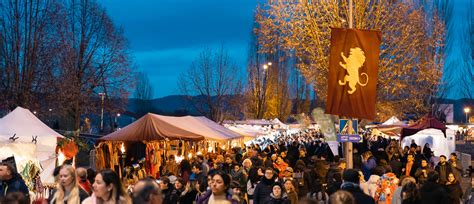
256, 1, 445, 121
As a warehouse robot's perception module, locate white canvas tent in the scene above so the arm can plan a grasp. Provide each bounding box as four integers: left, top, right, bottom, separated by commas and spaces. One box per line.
0, 107, 64, 184
401, 128, 455, 157
381, 116, 405, 126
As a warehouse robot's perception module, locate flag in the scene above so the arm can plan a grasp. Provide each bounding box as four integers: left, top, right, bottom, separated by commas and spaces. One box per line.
325, 28, 381, 120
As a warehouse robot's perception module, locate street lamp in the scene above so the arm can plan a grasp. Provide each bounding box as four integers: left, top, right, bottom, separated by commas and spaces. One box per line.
115, 113, 121, 130
464, 107, 470, 123
98, 93, 106, 132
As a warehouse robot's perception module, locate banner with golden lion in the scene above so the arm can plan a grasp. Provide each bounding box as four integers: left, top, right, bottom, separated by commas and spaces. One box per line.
325, 28, 381, 120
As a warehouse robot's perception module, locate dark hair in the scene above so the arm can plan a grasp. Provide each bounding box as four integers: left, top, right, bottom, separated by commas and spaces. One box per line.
373, 166, 385, 176
160, 176, 170, 185
401, 182, 419, 202
197, 155, 204, 161
330, 190, 355, 204
439, 155, 446, 159
192, 163, 202, 171
52, 165, 62, 177
213, 173, 231, 189
343, 169, 360, 184
99, 169, 127, 201
450, 153, 457, 158
175, 177, 185, 186
87, 168, 96, 184
427, 171, 439, 182
0, 192, 29, 204
248, 166, 263, 183
132, 178, 160, 204
180, 159, 192, 173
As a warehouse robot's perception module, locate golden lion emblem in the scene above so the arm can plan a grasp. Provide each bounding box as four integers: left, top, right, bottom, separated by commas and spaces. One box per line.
338, 47, 368, 94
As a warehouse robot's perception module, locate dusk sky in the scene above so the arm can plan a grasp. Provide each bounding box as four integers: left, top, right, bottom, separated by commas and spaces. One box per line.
99, 0, 259, 98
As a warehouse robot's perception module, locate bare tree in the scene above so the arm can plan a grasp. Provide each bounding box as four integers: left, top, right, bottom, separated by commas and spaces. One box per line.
256, 1, 445, 120
135, 72, 154, 100
178, 46, 242, 122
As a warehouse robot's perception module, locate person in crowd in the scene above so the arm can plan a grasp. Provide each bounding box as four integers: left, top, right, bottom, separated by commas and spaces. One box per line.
173, 177, 195, 204
362, 151, 377, 181
164, 155, 179, 176
0, 163, 29, 202
49, 165, 89, 204
434, 155, 451, 185
242, 159, 253, 175
414, 159, 430, 184
253, 167, 276, 204
222, 155, 234, 174
196, 172, 238, 204
448, 153, 463, 181
192, 163, 208, 193
400, 182, 420, 204
445, 173, 463, 204
422, 143, 432, 162
83, 169, 131, 204
76, 167, 92, 195
196, 155, 210, 176
132, 178, 162, 204
159, 176, 177, 204
0, 192, 29, 204
230, 181, 246, 204
230, 164, 247, 190
402, 154, 418, 177
373, 172, 398, 204
282, 167, 294, 182
283, 179, 298, 204
86, 168, 96, 187
391, 176, 416, 204
389, 154, 403, 177
247, 166, 263, 204
340, 169, 375, 204
263, 183, 288, 204
179, 159, 192, 184
410, 140, 417, 149
274, 157, 289, 179
364, 166, 384, 198
419, 171, 449, 204
329, 190, 355, 204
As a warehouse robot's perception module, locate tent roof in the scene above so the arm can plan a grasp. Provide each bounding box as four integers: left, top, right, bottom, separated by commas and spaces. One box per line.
381, 116, 404, 126
400, 115, 447, 140
0, 106, 63, 143
102, 114, 241, 142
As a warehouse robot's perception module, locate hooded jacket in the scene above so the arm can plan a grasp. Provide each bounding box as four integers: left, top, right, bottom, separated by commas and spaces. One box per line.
253, 177, 275, 204
0, 173, 29, 200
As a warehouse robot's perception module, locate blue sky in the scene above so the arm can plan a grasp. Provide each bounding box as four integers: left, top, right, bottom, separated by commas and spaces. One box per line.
99, 0, 258, 98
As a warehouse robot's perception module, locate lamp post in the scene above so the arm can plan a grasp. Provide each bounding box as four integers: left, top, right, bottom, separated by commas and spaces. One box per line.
115, 113, 121, 130
48, 108, 53, 126
98, 93, 105, 132
464, 107, 470, 123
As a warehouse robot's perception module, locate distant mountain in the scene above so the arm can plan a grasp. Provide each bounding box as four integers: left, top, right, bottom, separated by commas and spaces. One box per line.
127, 95, 202, 117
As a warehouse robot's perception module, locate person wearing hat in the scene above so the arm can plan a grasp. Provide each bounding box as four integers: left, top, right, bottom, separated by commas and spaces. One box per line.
262, 183, 289, 204
340, 169, 375, 204
282, 167, 294, 183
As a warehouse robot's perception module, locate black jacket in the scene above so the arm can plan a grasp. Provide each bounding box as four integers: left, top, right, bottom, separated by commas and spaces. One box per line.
262, 194, 289, 204
162, 187, 178, 204
0, 173, 29, 200
445, 181, 463, 204
419, 181, 449, 204
340, 182, 375, 204
253, 177, 274, 204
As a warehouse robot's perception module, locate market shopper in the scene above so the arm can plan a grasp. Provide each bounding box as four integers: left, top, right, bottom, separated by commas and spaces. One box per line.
0, 163, 29, 202
196, 172, 238, 204
83, 169, 131, 204
131, 178, 162, 204
49, 165, 88, 204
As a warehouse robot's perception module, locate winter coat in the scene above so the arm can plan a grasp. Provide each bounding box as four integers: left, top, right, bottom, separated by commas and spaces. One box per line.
262, 193, 289, 204
389, 160, 403, 177
253, 177, 274, 204
445, 181, 463, 204
414, 167, 429, 184
419, 181, 449, 204
449, 160, 463, 181
435, 163, 452, 185
0, 173, 29, 200
340, 182, 375, 204
362, 157, 377, 181
286, 190, 298, 204
196, 190, 239, 204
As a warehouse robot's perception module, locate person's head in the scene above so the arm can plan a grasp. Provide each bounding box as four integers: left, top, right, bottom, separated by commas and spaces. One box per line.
159, 176, 170, 190
399, 176, 416, 187
272, 183, 283, 198
373, 166, 385, 176
230, 181, 241, 196
338, 160, 347, 170
450, 153, 457, 161
439, 155, 446, 163
329, 190, 355, 204
59, 165, 77, 189
191, 163, 202, 174
427, 171, 439, 183
242, 159, 252, 169
448, 172, 456, 183
284, 179, 295, 192
132, 178, 162, 204
225, 155, 233, 164
196, 155, 204, 163
421, 159, 428, 167
299, 149, 306, 157
0, 163, 14, 181
281, 151, 287, 158
415, 146, 422, 152
407, 154, 414, 162
210, 173, 231, 196
76, 167, 88, 182
401, 182, 418, 201
424, 143, 430, 148
0, 192, 29, 204
342, 169, 360, 184
276, 156, 284, 164
285, 167, 293, 177
174, 177, 185, 190
264, 168, 275, 180
93, 169, 128, 202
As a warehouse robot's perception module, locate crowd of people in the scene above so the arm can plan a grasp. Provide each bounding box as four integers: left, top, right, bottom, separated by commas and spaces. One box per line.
0, 132, 468, 204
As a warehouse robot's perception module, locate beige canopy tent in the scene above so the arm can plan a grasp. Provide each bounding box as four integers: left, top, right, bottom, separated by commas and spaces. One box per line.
101, 113, 242, 142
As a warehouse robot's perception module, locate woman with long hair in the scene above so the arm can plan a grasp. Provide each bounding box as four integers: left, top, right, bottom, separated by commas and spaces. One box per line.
49, 165, 88, 204
445, 173, 463, 204
196, 172, 238, 204
179, 159, 192, 183
82, 169, 131, 204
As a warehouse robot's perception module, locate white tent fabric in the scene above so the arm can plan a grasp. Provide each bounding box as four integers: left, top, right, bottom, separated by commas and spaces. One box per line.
272, 118, 288, 129
401, 128, 455, 157
0, 107, 63, 184
226, 125, 261, 137
381, 116, 405, 126
190, 116, 241, 140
